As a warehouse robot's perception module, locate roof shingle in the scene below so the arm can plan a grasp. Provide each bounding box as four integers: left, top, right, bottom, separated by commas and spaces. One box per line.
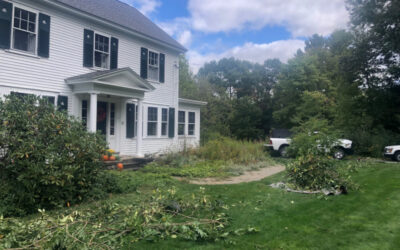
54, 0, 186, 52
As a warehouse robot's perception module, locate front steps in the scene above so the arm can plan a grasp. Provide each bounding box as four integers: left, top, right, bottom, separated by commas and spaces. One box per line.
104, 155, 154, 171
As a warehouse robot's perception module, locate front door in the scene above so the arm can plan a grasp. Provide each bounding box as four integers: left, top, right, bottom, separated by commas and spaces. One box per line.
97, 101, 107, 135
107, 102, 119, 151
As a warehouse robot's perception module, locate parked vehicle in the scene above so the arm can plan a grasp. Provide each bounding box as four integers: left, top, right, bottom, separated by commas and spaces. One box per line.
264, 129, 353, 160
383, 145, 400, 162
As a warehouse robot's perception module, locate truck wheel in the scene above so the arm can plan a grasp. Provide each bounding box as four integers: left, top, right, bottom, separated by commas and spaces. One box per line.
279, 145, 289, 158
394, 152, 400, 162
333, 148, 345, 160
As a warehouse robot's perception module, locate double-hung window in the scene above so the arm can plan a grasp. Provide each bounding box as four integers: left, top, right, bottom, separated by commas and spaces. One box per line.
148, 51, 159, 81
178, 111, 185, 136
147, 107, 158, 136
94, 33, 110, 69
188, 112, 195, 136
161, 108, 168, 136
12, 7, 37, 54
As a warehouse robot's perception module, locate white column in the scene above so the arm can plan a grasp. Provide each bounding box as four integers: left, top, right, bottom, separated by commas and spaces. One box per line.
136, 99, 143, 157
89, 93, 97, 133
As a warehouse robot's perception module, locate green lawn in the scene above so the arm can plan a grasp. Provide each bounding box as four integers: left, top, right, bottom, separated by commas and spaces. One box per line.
129, 162, 400, 250
2, 161, 400, 249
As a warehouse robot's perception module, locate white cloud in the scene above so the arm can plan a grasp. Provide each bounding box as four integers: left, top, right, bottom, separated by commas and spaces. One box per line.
187, 39, 305, 73
188, 0, 349, 37
177, 30, 193, 48
120, 0, 161, 16
157, 18, 192, 47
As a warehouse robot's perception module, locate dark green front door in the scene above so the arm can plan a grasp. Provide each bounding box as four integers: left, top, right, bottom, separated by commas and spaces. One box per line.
97, 101, 107, 135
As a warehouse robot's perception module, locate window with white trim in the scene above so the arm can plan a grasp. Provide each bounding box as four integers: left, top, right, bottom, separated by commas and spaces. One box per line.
147, 107, 158, 136
12, 7, 37, 54
148, 50, 159, 81
188, 112, 195, 136
178, 111, 185, 136
94, 33, 110, 69
161, 108, 168, 136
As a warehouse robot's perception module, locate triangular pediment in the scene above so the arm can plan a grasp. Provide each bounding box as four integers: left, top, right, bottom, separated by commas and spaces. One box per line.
65, 67, 155, 92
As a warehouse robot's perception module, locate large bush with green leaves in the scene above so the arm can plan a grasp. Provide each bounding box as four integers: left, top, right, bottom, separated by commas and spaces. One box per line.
286, 119, 356, 191
0, 95, 109, 216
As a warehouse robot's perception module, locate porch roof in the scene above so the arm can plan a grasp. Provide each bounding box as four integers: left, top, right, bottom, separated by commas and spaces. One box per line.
65, 67, 155, 98
179, 98, 207, 106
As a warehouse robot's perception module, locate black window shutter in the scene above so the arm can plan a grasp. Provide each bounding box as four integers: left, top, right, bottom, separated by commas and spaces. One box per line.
110, 37, 118, 69
0, 0, 12, 49
83, 29, 94, 67
159, 53, 165, 83
126, 103, 135, 138
140, 47, 148, 79
57, 95, 68, 111
38, 13, 51, 58
168, 108, 175, 138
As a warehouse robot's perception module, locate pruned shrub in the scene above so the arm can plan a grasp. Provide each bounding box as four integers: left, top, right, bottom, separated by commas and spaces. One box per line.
0, 95, 110, 216
286, 119, 356, 191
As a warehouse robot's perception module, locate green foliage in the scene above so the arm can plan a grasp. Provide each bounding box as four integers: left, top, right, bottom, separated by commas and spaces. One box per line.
229, 97, 263, 140
348, 0, 400, 87
286, 119, 356, 191
196, 137, 268, 163
143, 137, 273, 178
286, 155, 356, 191
0, 95, 110, 216
288, 119, 339, 158
0, 186, 258, 248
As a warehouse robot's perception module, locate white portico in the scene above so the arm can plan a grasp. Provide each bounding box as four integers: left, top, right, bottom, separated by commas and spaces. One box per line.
66, 67, 154, 157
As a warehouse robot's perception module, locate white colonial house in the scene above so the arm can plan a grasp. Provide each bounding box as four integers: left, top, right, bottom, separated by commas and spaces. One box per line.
0, 0, 206, 156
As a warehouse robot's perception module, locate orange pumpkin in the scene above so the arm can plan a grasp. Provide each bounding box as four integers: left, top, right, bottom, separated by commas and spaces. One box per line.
102, 155, 109, 161
109, 155, 116, 161
117, 163, 124, 170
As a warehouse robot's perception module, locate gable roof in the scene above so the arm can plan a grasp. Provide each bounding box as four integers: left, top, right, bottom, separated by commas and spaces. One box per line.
53, 0, 186, 52
65, 67, 155, 91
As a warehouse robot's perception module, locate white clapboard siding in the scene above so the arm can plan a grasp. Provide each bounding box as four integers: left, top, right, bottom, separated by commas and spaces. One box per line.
0, 0, 201, 156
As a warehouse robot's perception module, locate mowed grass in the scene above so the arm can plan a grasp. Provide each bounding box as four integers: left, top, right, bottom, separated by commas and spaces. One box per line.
4, 161, 400, 249
128, 162, 400, 249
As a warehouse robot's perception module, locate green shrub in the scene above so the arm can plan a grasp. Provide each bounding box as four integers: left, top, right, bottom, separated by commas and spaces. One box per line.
0, 95, 109, 216
286, 119, 356, 191
348, 127, 400, 157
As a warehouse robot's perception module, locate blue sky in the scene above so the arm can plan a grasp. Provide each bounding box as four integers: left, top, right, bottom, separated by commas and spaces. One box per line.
121, 0, 349, 73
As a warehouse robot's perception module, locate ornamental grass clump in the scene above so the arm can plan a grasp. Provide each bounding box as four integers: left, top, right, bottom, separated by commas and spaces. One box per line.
0, 95, 113, 216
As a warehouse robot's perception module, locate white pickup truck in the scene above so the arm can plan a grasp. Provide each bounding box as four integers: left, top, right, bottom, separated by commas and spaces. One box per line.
384, 145, 400, 162
264, 129, 353, 160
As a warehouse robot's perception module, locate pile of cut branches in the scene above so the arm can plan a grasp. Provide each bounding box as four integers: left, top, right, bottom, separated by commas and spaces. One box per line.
0, 187, 258, 249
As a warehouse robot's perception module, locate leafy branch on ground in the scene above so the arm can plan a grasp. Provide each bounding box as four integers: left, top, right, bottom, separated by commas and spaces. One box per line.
0, 187, 258, 249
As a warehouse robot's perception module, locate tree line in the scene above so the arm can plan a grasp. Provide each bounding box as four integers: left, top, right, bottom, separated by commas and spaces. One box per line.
179, 0, 400, 157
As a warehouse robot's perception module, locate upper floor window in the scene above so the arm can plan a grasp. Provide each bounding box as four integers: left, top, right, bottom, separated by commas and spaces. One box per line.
12, 7, 37, 54
148, 50, 159, 81
94, 33, 110, 69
